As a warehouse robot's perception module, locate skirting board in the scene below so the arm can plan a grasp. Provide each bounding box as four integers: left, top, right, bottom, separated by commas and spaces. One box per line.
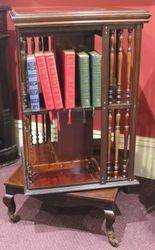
14, 120, 155, 180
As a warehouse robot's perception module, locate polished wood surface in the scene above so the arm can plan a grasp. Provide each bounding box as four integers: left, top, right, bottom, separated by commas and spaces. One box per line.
10, 7, 149, 193
3, 165, 119, 247
10, 7, 150, 27
5, 165, 118, 202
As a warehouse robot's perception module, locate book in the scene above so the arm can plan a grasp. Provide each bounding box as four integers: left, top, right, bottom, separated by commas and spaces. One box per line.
44, 51, 63, 110
35, 52, 55, 112
89, 51, 102, 107
94, 34, 102, 54
27, 55, 40, 112
77, 51, 91, 108
62, 50, 75, 109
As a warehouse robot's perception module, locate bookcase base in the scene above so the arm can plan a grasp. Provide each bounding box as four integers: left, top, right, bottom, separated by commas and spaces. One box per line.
25, 179, 139, 196
3, 165, 120, 247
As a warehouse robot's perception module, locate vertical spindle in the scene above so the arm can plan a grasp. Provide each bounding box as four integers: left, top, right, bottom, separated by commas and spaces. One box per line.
35, 115, 39, 144
107, 110, 112, 180
114, 29, 123, 179
123, 110, 129, 177
114, 111, 121, 179
42, 113, 46, 143
109, 29, 115, 104
126, 29, 133, 103
29, 115, 33, 144
117, 29, 123, 104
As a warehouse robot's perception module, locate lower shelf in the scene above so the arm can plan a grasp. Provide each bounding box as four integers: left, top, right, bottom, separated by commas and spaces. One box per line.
28, 158, 100, 189
4, 165, 139, 196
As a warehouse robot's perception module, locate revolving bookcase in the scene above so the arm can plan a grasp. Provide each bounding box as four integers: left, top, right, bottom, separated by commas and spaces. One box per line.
8, 7, 150, 195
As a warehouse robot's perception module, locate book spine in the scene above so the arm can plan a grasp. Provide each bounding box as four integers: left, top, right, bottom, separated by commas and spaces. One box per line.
78, 54, 91, 107
90, 53, 102, 107
35, 54, 54, 110
63, 51, 75, 109
27, 55, 40, 112
45, 53, 63, 110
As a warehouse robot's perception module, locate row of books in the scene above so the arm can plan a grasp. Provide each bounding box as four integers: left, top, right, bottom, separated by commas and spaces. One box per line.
27, 50, 102, 116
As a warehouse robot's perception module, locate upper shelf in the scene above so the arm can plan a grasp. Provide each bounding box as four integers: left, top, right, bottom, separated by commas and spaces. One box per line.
10, 7, 151, 28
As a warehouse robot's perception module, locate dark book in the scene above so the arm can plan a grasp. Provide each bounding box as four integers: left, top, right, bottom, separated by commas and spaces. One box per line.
27, 55, 40, 112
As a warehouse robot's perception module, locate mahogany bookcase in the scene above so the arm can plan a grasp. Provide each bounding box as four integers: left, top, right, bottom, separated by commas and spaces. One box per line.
6, 7, 150, 195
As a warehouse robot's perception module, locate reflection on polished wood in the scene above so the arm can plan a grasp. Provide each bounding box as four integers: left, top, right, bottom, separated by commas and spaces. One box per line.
30, 158, 100, 189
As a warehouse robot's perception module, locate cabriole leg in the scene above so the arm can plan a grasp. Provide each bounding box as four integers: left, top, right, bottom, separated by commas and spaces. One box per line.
104, 209, 119, 247
3, 194, 20, 223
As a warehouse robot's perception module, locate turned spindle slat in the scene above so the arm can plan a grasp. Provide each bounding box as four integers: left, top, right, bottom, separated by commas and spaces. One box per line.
123, 110, 130, 178
42, 114, 46, 143
35, 115, 39, 144
109, 29, 115, 104
46, 113, 51, 142
117, 29, 123, 104
126, 29, 133, 104
29, 115, 33, 144
114, 111, 121, 179
107, 110, 112, 180
114, 29, 123, 179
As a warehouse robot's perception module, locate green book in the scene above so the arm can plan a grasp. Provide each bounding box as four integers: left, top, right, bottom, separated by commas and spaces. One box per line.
89, 51, 102, 107
77, 51, 91, 107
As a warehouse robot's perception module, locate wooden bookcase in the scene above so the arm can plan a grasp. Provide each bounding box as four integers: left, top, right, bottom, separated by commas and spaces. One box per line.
10, 7, 150, 195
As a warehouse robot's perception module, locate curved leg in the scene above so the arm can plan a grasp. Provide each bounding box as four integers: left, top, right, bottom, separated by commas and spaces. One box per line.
3, 194, 20, 223
104, 210, 119, 247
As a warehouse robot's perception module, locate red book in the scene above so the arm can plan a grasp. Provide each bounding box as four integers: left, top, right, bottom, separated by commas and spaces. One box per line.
35, 52, 54, 112
62, 50, 75, 110
44, 51, 63, 110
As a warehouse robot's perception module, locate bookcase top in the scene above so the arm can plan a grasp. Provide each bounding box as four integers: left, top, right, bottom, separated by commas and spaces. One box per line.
10, 7, 150, 27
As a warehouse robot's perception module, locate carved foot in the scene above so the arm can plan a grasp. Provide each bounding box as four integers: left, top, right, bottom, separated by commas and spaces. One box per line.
3, 194, 20, 223
104, 210, 119, 247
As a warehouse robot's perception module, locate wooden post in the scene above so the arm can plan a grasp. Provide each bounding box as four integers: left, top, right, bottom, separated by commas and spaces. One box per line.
128, 24, 142, 180
100, 26, 110, 183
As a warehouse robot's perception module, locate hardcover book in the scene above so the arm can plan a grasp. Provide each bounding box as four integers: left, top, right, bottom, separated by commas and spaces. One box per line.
44, 51, 63, 110
62, 50, 75, 109
27, 55, 40, 112
77, 51, 91, 108
89, 51, 102, 107
35, 52, 55, 113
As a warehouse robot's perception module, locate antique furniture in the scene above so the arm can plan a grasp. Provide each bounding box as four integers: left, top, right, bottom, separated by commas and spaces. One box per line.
6, 7, 150, 194
3, 7, 151, 193
0, 5, 18, 164
3, 166, 119, 247
3, 7, 150, 247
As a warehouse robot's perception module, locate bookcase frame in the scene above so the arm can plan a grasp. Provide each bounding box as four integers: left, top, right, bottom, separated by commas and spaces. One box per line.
10, 8, 150, 195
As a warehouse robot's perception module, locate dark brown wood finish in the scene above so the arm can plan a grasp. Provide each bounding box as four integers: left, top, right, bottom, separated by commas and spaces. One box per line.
128, 24, 142, 180
3, 165, 119, 246
0, 5, 18, 164
100, 25, 110, 183
8, 8, 150, 193
10, 8, 150, 27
